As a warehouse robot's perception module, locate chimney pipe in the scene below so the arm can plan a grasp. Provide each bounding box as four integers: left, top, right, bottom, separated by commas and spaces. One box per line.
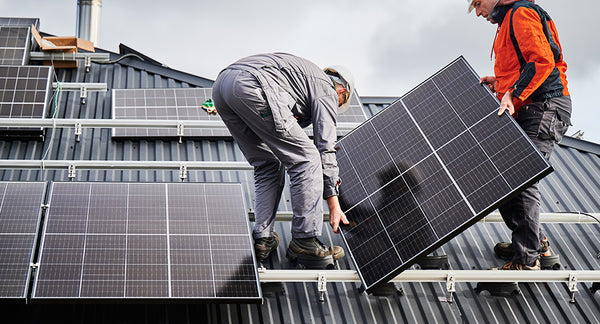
76, 0, 102, 46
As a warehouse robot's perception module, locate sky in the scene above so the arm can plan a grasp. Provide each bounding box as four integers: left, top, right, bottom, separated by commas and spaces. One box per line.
2, 0, 599, 143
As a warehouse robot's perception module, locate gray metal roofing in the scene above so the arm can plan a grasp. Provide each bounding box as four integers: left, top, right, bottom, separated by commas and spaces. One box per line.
0, 47, 598, 323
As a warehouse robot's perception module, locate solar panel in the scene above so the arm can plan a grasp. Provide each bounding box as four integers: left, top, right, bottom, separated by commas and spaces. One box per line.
112, 87, 366, 139
0, 65, 53, 118
111, 88, 230, 138
0, 17, 40, 30
0, 181, 46, 301
32, 182, 261, 303
336, 57, 553, 292
0, 26, 31, 65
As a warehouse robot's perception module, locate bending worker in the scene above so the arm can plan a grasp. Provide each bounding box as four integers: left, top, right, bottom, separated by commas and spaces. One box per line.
212, 53, 351, 265
468, 0, 572, 270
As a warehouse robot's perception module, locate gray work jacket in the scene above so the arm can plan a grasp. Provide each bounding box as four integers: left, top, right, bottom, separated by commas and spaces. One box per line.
226, 53, 340, 198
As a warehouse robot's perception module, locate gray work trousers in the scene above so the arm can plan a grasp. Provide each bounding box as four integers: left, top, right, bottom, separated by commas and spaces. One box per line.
499, 95, 571, 266
212, 69, 324, 240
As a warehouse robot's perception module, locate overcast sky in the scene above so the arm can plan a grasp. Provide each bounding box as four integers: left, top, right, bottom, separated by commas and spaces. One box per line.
3, 0, 598, 143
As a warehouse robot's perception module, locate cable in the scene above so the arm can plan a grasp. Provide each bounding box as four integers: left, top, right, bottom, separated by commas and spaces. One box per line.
91, 53, 145, 65
554, 211, 600, 225
39, 61, 62, 181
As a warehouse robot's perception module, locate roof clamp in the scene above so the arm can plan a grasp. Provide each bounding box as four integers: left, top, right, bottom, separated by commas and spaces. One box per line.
84, 56, 92, 73
177, 122, 184, 144
30, 262, 39, 270
68, 164, 76, 180
41, 204, 50, 211
317, 272, 327, 303
74, 122, 82, 142
80, 86, 87, 105
179, 165, 187, 182
569, 273, 578, 304
446, 273, 456, 303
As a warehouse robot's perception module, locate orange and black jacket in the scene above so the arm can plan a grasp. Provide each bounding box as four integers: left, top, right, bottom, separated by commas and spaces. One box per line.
491, 1, 569, 111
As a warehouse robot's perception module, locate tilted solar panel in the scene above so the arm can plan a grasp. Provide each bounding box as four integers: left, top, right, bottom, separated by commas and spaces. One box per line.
336, 57, 552, 291
0, 26, 31, 65
0, 182, 46, 301
32, 182, 261, 303
0, 65, 53, 118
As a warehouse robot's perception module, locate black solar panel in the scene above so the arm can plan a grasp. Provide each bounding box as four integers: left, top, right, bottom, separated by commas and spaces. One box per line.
336, 57, 553, 291
0, 65, 53, 118
112, 87, 366, 139
0, 26, 30, 65
32, 182, 261, 303
0, 181, 46, 301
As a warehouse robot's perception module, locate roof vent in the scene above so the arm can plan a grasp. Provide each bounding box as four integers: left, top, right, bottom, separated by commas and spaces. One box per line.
76, 0, 101, 46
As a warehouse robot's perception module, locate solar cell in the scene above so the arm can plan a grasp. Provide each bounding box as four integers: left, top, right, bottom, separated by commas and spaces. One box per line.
337, 57, 552, 291
0, 181, 46, 301
32, 182, 261, 303
0, 26, 30, 65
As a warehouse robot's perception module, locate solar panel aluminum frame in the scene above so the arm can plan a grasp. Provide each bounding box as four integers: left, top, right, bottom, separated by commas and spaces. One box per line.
336, 57, 553, 292
0, 181, 46, 302
31, 182, 262, 304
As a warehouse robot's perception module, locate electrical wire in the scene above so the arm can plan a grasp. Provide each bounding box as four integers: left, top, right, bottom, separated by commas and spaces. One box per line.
554, 211, 600, 224
91, 53, 145, 65
39, 62, 61, 181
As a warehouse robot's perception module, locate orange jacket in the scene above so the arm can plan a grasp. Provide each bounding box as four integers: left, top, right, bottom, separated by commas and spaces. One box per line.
492, 2, 569, 111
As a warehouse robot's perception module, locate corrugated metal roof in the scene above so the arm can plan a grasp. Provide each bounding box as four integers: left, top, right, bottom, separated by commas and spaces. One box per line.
0, 45, 598, 323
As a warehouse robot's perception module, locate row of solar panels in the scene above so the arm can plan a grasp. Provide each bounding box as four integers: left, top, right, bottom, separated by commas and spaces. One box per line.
0, 65, 368, 138
0, 181, 262, 303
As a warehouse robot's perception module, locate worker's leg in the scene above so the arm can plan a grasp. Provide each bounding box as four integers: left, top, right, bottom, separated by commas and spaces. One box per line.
213, 69, 285, 239
214, 70, 324, 239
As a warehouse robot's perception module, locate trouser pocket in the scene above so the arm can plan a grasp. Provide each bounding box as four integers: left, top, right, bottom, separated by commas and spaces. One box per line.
537, 97, 571, 143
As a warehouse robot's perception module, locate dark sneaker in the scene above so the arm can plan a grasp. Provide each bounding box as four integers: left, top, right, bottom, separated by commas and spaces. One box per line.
492, 259, 541, 270
286, 237, 345, 261
254, 232, 279, 261
494, 237, 551, 259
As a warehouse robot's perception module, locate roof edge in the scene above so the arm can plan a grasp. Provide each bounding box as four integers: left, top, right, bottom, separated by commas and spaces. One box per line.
558, 136, 600, 155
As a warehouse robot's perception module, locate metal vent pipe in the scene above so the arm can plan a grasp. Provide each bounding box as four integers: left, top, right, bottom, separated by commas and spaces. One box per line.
76, 0, 102, 46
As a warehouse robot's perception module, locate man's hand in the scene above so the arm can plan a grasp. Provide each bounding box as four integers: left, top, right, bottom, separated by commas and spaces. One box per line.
498, 90, 515, 116
480, 76, 497, 93
327, 195, 349, 233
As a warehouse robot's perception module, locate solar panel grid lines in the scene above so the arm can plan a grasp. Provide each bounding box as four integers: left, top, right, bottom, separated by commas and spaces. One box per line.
336, 57, 552, 291
0, 65, 53, 119
32, 182, 261, 303
0, 181, 46, 301
0, 17, 40, 29
112, 88, 232, 138
0, 25, 30, 65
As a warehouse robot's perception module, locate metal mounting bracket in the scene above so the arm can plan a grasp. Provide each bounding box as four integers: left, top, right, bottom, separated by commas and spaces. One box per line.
179, 165, 187, 182
446, 273, 456, 303
318, 272, 327, 302
68, 164, 76, 179
569, 273, 578, 303
177, 122, 184, 144
74, 122, 82, 142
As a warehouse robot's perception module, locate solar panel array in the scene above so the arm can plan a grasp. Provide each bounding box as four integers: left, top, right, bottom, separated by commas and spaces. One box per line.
0, 26, 31, 65
336, 57, 552, 291
0, 182, 46, 301
0, 65, 53, 118
112, 88, 229, 138
32, 182, 261, 303
112, 87, 366, 139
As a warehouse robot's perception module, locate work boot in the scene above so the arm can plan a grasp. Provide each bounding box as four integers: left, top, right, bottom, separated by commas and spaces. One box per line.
286, 237, 345, 262
494, 237, 551, 259
492, 259, 541, 271
254, 232, 279, 262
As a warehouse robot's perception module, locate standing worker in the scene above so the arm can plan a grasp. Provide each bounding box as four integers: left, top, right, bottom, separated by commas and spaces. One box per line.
212, 53, 351, 267
468, 0, 572, 270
